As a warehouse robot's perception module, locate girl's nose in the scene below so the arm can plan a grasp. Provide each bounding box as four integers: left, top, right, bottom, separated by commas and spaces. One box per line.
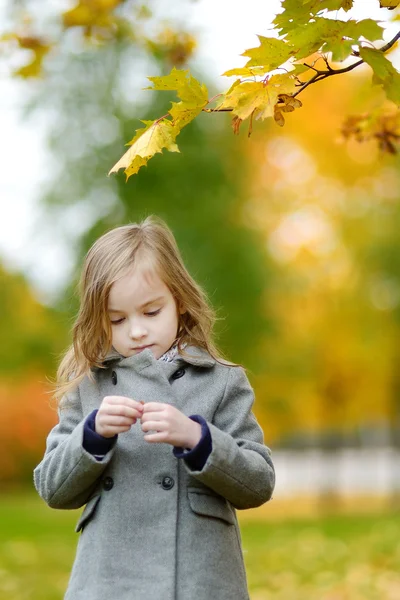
129, 320, 147, 340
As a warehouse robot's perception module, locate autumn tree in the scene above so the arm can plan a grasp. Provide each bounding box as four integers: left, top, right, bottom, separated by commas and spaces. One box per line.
3, 1, 400, 178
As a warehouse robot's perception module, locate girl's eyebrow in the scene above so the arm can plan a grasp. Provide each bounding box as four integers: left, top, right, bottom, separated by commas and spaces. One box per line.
108, 295, 165, 312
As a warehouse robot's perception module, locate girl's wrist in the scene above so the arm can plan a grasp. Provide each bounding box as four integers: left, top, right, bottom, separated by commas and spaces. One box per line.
185, 421, 202, 449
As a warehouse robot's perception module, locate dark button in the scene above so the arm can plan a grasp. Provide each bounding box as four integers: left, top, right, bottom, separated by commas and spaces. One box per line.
103, 476, 114, 491
111, 371, 117, 385
161, 476, 175, 490
171, 368, 185, 381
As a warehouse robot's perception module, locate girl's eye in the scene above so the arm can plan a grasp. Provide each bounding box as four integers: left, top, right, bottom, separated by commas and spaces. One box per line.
111, 317, 124, 325
145, 309, 161, 317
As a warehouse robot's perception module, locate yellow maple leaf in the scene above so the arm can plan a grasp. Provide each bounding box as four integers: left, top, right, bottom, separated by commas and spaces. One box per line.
169, 102, 203, 129
222, 66, 267, 77
108, 119, 179, 179
146, 67, 208, 106
217, 74, 296, 121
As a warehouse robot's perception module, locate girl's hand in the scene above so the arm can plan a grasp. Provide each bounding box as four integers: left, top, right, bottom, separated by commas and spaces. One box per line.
95, 395, 144, 438
141, 403, 202, 448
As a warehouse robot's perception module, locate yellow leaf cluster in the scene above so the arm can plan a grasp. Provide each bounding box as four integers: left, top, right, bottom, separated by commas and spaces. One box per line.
109, 68, 209, 179
1, 34, 51, 78
62, 0, 125, 40
145, 27, 197, 67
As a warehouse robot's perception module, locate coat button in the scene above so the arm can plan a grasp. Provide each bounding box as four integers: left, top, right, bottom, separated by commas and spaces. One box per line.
103, 476, 114, 491
171, 368, 185, 381
161, 476, 175, 490
111, 371, 117, 385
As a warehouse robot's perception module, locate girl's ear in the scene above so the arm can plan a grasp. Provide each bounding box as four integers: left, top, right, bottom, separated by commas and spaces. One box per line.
178, 302, 186, 315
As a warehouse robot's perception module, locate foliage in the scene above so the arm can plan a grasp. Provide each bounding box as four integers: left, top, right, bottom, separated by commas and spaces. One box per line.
0, 493, 399, 600
0, 378, 56, 484
106, 0, 400, 178
0, 266, 67, 375
3, 1, 400, 177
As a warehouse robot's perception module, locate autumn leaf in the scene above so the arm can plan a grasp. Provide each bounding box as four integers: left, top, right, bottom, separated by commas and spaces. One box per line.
146, 67, 208, 131
222, 66, 267, 78
241, 36, 296, 70
62, 0, 122, 28
360, 47, 400, 105
146, 67, 208, 105
108, 119, 179, 179
379, 0, 399, 8
3, 34, 52, 78
217, 74, 296, 121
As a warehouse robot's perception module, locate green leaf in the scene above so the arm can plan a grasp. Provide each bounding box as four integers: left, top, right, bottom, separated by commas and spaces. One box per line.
304, 0, 354, 10
360, 47, 400, 105
286, 17, 384, 62
285, 18, 342, 59
241, 36, 296, 70
274, 0, 354, 34
108, 119, 180, 180
346, 19, 384, 42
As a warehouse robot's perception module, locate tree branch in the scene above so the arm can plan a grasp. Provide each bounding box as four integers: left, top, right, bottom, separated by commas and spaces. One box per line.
292, 29, 400, 98
206, 28, 400, 112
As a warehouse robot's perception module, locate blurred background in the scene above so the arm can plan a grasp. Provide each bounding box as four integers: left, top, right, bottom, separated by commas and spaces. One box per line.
1, 1, 400, 598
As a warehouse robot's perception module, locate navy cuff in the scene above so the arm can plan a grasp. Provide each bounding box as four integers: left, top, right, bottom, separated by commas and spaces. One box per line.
83, 409, 117, 458
173, 415, 212, 471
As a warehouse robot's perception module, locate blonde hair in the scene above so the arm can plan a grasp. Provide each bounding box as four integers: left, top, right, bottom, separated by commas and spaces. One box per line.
55, 216, 225, 402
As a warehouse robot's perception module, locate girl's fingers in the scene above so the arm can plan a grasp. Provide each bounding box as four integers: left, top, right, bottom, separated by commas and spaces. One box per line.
141, 420, 166, 433
98, 416, 137, 428
101, 405, 142, 420
142, 402, 167, 413
143, 431, 168, 443
103, 396, 144, 412
140, 411, 165, 423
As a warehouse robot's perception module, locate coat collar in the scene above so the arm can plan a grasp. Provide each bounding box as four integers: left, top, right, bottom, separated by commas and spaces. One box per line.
97, 345, 216, 370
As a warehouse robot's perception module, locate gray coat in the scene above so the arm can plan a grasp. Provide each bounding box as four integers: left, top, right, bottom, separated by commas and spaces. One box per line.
34, 347, 275, 600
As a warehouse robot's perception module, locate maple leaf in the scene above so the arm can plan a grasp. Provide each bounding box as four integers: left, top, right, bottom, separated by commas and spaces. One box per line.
217, 74, 296, 121
222, 66, 267, 78
360, 47, 400, 105
286, 17, 384, 63
241, 35, 296, 70
108, 119, 179, 179
273, 0, 353, 35
146, 67, 208, 105
146, 67, 208, 131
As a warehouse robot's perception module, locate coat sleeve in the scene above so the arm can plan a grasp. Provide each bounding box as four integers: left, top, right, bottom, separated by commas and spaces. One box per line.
183, 366, 275, 510
33, 387, 116, 510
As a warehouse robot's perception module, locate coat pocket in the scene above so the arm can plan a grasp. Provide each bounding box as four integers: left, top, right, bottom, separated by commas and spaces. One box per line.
75, 495, 101, 533
187, 487, 235, 525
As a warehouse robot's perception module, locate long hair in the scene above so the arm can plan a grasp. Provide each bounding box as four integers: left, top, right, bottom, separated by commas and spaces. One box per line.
55, 216, 225, 401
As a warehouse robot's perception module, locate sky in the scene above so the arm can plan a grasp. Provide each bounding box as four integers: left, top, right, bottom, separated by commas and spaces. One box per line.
0, 0, 397, 301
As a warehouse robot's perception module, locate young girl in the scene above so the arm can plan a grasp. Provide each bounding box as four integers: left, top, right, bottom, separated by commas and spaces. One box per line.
34, 216, 275, 600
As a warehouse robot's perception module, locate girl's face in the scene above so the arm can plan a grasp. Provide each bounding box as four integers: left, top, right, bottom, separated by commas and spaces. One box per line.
107, 264, 182, 359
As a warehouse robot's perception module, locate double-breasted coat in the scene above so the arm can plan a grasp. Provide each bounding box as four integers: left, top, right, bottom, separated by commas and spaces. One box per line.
34, 347, 275, 600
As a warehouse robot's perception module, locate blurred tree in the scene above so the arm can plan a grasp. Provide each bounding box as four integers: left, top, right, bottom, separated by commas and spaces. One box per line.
16, 29, 273, 368
0, 264, 67, 376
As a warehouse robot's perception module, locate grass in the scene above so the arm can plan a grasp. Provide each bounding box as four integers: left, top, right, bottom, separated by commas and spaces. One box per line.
0, 491, 399, 599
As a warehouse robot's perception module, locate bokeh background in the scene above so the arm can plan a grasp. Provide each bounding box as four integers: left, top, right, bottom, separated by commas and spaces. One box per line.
1, 1, 400, 598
